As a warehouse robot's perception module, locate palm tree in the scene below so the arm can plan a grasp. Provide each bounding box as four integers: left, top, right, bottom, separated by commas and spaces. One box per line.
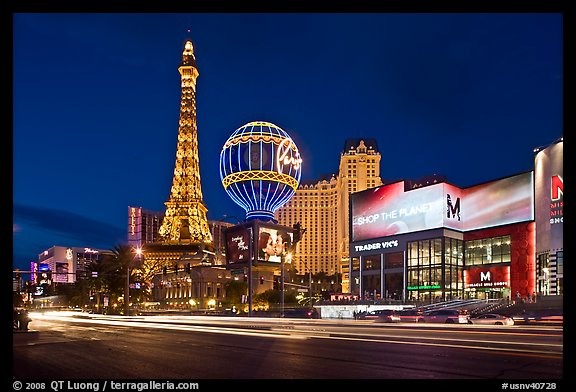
110, 243, 138, 315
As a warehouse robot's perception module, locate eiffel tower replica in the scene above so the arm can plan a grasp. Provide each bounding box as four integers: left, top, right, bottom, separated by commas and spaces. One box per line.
143, 39, 215, 272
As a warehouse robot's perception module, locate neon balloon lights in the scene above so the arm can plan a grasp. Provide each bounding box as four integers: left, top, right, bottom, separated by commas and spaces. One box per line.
220, 121, 303, 221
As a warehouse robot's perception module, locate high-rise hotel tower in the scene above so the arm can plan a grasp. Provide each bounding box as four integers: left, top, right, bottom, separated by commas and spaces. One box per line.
275, 139, 382, 292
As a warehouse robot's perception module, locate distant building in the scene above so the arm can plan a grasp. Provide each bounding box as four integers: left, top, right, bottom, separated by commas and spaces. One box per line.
34, 246, 114, 284
127, 206, 164, 249
151, 265, 232, 310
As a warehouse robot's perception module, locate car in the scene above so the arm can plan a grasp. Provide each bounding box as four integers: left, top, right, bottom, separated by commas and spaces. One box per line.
421, 309, 471, 324
283, 307, 320, 319
359, 309, 398, 322
470, 313, 514, 326
395, 309, 424, 323
375, 310, 401, 323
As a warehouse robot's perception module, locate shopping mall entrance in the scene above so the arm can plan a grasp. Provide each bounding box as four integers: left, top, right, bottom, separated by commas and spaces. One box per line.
466, 287, 510, 301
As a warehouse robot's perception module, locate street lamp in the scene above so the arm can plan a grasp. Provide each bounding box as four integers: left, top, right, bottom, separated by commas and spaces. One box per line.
280, 251, 292, 318
125, 247, 142, 316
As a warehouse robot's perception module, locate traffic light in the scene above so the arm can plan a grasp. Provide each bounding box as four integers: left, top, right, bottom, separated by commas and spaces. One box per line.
260, 276, 264, 285
243, 274, 248, 282
293, 222, 306, 243
174, 264, 179, 274
163, 266, 167, 276
185, 263, 191, 274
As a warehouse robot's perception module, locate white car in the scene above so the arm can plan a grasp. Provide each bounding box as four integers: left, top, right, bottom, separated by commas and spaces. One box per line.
470, 313, 515, 326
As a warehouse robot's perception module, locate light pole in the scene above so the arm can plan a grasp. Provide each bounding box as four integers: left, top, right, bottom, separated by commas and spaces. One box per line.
190, 267, 203, 310
125, 247, 142, 316
280, 251, 294, 317
124, 262, 130, 316
302, 260, 312, 307
280, 256, 285, 317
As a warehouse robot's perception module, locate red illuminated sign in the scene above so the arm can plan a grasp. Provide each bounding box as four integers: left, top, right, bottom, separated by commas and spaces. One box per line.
550, 175, 563, 224
551, 175, 563, 201
465, 266, 510, 289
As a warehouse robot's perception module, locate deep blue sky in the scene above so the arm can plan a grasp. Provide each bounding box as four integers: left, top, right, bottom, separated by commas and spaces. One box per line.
12, 13, 563, 271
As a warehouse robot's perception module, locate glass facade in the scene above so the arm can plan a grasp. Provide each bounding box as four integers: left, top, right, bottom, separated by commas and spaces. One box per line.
465, 235, 511, 265
407, 238, 464, 302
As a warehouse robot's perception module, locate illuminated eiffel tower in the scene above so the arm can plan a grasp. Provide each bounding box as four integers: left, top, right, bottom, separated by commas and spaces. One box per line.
143, 39, 214, 271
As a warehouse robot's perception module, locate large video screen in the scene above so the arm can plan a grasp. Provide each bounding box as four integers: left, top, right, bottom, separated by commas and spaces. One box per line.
256, 226, 293, 263
463, 171, 534, 232
351, 181, 453, 241
351, 172, 534, 242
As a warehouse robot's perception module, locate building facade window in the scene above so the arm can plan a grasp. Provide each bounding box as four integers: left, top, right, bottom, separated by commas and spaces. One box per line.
407, 238, 464, 303
464, 235, 511, 265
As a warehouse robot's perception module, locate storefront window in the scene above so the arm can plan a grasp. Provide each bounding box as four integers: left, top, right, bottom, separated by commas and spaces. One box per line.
432, 239, 442, 265
406, 238, 463, 303
363, 255, 380, 270
385, 273, 403, 300
385, 252, 403, 269
465, 235, 511, 266
362, 274, 381, 299
408, 242, 418, 267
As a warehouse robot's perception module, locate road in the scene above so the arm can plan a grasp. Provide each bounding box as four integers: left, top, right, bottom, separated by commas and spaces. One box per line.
13, 311, 563, 381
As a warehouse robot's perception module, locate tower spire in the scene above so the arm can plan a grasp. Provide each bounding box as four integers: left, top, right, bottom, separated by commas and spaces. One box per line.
157, 39, 212, 245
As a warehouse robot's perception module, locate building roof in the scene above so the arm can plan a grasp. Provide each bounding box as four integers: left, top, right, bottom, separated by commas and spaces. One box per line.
343, 138, 379, 153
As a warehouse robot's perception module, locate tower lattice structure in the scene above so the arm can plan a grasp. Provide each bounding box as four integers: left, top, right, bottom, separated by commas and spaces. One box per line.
157, 39, 213, 246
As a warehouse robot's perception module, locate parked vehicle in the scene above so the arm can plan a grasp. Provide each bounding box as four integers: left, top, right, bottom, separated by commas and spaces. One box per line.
394, 309, 424, 323
470, 313, 514, 326
421, 309, 471, 324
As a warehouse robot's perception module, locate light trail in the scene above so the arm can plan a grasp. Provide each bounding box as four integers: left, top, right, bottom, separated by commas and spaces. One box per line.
30, 311, 562, 358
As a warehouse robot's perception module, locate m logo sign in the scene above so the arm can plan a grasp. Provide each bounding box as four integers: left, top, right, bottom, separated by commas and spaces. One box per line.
446, 194, 461, 221
480, 271, 491, 282
551, 175, 563, 201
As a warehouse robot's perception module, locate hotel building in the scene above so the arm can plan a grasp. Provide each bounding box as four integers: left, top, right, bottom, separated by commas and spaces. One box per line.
33, 246, 114, 285
275, 139, 383, 291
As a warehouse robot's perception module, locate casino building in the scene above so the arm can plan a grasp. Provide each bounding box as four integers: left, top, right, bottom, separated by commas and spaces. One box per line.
349, 137, 562, 302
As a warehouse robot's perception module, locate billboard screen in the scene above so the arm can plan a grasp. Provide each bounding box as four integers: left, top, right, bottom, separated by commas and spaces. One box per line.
257, 226, 293, 263
463, 171, 534, 232
225, 225, 252, 265
351, 172, 534, 242
55, 262, 69, 283
351, 182, 460, 242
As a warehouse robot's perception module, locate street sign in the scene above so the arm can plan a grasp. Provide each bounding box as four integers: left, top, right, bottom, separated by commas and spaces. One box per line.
231, 269, 245, 276
297, 288, 309, 292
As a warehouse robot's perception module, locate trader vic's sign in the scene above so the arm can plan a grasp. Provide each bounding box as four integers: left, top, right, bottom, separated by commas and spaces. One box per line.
354, 240, 399, 253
